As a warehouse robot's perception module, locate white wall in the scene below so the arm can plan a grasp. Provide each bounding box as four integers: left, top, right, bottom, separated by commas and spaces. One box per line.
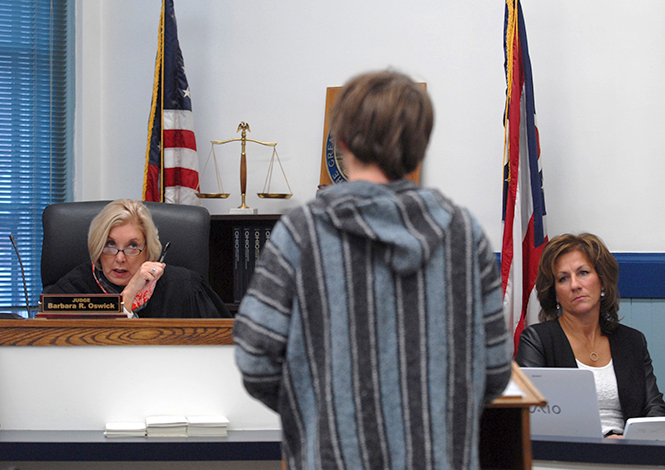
0, 345, 279, 431
76, 0, 665, 252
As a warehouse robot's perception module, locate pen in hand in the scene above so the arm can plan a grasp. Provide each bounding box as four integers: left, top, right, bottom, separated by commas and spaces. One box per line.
158, 241, 171, 263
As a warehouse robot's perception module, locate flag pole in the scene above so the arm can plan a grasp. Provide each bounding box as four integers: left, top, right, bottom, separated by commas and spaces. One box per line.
159, 0, 165, 202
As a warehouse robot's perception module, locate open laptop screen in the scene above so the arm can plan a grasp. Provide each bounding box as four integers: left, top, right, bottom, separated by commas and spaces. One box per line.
522, 367, 603, 439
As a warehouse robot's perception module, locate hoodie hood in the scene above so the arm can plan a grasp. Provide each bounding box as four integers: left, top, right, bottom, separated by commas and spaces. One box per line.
316, 179, 454, 275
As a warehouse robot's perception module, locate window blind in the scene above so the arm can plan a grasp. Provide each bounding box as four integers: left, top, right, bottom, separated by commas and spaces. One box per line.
0, 0, 73, 315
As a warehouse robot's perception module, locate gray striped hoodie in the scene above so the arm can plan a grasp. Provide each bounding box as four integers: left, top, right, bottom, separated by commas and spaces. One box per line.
235, 179, 512, 470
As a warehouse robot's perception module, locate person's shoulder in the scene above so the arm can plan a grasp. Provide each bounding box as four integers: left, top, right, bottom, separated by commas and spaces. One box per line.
273, 199, 322, 238
162, 265, 204, 283
611, 323, 646, 340
523, 319, 561, 336
67, 262, 91, 275
44, 262, 94, 294
411, 185, 486, 234
281, 203, 311, 222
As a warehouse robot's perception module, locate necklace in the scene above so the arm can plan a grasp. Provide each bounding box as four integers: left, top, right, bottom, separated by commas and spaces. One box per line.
582, 333, 601, 362
581, 335, 601, 362
576, 334, 600, 362
560, 319, 601, 362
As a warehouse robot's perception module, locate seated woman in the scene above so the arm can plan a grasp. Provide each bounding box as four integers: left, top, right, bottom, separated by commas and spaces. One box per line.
516, 233, 665, 437
44, 199, 231, 319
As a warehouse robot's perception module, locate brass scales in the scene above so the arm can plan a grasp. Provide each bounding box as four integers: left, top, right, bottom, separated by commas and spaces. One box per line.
197, 122, 292, 214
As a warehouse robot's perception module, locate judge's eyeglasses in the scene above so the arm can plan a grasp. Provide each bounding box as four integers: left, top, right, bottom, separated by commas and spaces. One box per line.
102, 244, 145, 257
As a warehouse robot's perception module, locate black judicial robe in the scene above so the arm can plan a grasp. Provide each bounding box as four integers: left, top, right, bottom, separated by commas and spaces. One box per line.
45, 262, 232, 319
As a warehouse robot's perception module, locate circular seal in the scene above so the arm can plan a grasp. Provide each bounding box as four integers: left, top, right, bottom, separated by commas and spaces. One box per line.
325, 131, 348, 184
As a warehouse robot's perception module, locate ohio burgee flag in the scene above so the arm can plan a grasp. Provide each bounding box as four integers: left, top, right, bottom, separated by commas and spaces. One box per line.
501, 0, 548, 352
143, 0, 200, 205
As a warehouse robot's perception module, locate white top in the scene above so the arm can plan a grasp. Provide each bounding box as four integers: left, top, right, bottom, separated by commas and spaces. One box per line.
577, 359, 624, 435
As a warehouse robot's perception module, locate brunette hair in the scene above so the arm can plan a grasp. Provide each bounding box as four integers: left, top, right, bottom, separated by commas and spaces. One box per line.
536, 233, 620, 333
330, 70, 434, 181
88, 199, 162, 269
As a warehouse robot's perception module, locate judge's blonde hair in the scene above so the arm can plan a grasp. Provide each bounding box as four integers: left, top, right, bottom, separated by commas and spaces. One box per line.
88, 199, 162, 269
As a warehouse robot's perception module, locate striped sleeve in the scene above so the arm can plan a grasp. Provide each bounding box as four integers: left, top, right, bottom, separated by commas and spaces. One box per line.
234, 219, 299, 411
476, 224, 512, 403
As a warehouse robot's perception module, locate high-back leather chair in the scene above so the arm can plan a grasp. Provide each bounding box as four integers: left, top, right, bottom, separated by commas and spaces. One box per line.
41, 200, 211, 291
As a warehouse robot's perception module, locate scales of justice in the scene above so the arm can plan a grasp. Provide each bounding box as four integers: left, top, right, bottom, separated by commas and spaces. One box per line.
197, 121, 292, 214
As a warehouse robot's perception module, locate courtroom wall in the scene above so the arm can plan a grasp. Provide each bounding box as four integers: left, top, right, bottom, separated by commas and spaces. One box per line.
76, 0, 665, 252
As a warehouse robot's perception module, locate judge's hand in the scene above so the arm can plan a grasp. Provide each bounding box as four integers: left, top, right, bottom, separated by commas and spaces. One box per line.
122, 261, 165, 310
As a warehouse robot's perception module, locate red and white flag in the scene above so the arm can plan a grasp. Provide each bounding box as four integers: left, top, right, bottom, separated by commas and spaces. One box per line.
143, 0, 200, 205
501, 0, 548, 352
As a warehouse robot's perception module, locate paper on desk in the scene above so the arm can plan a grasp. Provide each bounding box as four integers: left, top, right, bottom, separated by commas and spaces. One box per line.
186, 415, 229, 427
145, 415, 188, 437
501, 379, 526, 398
146, 415, 188, 427
104, 421, 147, 437
186, 415, 230, 437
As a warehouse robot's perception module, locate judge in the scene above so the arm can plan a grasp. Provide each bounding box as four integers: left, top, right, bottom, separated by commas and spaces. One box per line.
44, 199, 231, 319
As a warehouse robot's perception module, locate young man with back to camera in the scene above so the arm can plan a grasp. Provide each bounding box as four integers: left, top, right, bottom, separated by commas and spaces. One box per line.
234, 69, 512, 470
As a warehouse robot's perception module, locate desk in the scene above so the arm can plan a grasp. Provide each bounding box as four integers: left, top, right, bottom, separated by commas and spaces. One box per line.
0, 318, 235, 346
0, 430, 281, 461
0, 319, 279, 432
0, 365, 542, 470
0, 322, 542, 470
5, 430, 665, 469
533, 434, 665, 466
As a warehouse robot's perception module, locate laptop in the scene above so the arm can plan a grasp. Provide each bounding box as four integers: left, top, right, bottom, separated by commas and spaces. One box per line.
624, 417, 665, 441
521, 367, 603, 438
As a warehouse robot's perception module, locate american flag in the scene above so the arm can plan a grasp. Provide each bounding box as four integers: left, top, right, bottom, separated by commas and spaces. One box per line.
143, 0, 200, 205
501, 0, 548, 352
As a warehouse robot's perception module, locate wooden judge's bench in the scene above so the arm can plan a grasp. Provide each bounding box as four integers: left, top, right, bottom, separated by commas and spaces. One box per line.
0, 319, 543, 469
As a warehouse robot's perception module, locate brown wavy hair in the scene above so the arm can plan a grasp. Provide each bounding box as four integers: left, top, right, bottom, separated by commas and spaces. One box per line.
330, 70, 434, 181
536, 233, 620, 333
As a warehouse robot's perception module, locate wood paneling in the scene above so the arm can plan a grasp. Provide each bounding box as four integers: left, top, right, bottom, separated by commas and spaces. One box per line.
0, 318, 234, 346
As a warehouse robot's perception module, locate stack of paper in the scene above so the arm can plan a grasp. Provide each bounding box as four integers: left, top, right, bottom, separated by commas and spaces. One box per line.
145, 415, 188, 437
104, 422, 147, 438
186, 415, 230, 437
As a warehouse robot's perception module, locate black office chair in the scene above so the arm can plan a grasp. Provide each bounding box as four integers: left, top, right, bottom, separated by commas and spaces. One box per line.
41, 200, 211, 291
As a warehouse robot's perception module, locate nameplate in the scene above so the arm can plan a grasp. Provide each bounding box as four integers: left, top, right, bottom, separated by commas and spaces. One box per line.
37, 294, 125, 319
